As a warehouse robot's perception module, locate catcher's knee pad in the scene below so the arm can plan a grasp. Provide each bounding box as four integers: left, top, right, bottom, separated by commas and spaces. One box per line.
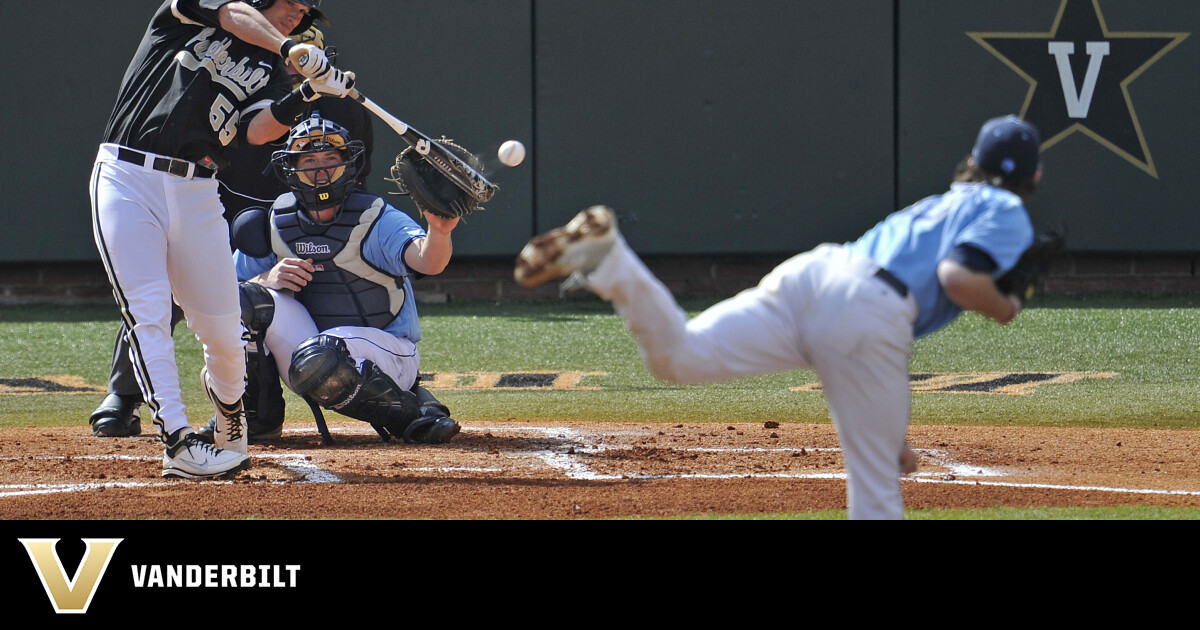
288, 334, 360, 408
238, 281, 276, 337
289, 335, 422, 436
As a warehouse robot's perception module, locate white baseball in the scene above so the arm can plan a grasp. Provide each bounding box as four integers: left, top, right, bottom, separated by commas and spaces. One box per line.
498, 140, 526, 167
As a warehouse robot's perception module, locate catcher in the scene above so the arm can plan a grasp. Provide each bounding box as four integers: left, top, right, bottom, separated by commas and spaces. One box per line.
213, 115, 485, 444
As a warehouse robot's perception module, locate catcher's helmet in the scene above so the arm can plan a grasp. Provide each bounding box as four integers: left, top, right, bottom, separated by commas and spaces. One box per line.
247, 0, 327, 36
271, 117, 366, 224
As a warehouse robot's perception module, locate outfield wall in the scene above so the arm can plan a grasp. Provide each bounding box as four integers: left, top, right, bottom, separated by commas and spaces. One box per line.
3, 1, 1197, 267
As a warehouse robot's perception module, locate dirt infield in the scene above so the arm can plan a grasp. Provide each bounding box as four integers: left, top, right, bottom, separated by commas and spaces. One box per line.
3, 420, 1199, 519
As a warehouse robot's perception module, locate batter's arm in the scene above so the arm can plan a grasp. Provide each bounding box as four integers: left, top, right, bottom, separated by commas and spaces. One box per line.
245, 108, 293, 145
937, 259, 1022, 324
217, 2, 290, 55
216, 3, 296, 144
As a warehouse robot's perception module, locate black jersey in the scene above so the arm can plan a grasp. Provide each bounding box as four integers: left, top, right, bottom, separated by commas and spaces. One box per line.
102, 0, 291, 166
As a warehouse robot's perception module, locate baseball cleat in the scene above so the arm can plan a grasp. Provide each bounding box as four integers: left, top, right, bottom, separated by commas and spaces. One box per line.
201, 366, 248, 454
89, 393, 143, 437
514, 205, 618, 288
403, 415, 461, 444
196, 416, 283, 444
161, 427, 251, 479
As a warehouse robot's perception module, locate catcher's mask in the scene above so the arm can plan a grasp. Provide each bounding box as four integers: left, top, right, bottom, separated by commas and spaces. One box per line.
247, 0, 327, 36
271, 117, 366, 225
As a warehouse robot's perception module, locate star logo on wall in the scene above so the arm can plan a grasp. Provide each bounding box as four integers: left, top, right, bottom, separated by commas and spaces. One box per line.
968, 0, 1188, 177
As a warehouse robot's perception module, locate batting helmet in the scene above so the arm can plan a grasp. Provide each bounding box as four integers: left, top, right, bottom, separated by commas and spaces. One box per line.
248, 0, 327, 36
271, 116, 366, 223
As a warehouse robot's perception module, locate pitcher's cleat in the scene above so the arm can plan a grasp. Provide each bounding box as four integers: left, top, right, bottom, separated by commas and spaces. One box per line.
161, 427, 251, 479
514, 205, 618, 288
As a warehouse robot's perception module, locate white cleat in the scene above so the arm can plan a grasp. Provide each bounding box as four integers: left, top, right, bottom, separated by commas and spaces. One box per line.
201, 366, 248, 455
162, 428, 250, 479
514, 205, 619, 289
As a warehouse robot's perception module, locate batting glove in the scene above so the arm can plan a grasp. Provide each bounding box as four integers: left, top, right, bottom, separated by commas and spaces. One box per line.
285, 42, 331, 80
309, 69, 356, 98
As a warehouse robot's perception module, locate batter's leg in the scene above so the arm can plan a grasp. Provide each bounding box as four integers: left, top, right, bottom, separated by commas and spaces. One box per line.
108, 302, 185, 395
91, 162, 188, 436
165, 178, 247, 408
91, 303, 188, 437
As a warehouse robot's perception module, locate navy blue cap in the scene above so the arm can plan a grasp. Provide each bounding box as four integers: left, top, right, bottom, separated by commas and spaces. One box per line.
972, 116, 1041, 179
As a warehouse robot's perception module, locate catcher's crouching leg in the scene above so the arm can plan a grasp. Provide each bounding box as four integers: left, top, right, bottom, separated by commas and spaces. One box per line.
288, 335, 459, 444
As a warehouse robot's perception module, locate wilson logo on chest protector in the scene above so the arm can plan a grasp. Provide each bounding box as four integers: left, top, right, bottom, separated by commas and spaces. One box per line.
295, 242, 332, 255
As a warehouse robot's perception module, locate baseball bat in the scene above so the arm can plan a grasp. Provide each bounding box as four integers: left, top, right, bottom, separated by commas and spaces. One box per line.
347, 88, 497, 205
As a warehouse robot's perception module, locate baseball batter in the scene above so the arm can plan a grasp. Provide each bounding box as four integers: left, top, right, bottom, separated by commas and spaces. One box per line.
90, 0, 354, 478
228, 116, 462, 444
88, 24, 373, 442
515, 116, 1042, 519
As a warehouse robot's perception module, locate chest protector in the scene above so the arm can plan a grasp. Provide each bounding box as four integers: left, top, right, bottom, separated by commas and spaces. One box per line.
269, 192, 405, 331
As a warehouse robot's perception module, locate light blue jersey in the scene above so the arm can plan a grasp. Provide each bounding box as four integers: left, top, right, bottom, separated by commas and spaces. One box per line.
235, 202, 427, 342
846, 182, 1033, 338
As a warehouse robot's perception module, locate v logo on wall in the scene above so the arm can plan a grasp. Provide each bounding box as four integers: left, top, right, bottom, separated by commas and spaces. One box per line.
969, 0, 1189, 177
19, 538, 122, 614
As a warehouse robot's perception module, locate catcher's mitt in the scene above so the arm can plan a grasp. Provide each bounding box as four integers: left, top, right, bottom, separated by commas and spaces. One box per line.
995, 225, 1067, 304
386, 138, 487, 219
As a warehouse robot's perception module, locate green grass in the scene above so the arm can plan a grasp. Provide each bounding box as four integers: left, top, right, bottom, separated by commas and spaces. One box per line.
2, 293, 1198, 430
3, 294, 1199, 520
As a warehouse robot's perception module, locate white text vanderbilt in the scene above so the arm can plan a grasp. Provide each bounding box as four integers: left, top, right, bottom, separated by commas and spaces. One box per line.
131, 564, 301, 588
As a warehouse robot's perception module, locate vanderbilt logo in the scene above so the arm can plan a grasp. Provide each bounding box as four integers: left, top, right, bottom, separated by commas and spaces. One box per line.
20, 538, 122, 614
178, 29, 272, 101
295, 242, 332, 255
969, 0, 1189, 177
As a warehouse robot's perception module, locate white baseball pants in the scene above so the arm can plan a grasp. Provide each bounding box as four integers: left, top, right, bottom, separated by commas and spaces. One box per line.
587, 239, 918, 520
90, 144, 246, 437
260, 289, 421, 394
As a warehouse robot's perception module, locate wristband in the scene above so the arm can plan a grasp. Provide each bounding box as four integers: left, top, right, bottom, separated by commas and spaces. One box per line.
279, 39, 295, 59
270, 88, 309, 126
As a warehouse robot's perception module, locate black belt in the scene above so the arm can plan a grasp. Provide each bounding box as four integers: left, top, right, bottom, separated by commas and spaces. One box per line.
116, 147, 215, 179
874, 267, 909, 298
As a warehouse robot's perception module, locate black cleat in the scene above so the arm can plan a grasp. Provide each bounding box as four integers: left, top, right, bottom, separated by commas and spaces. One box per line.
89, 393, 143, 438
403, 416, 461, 444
